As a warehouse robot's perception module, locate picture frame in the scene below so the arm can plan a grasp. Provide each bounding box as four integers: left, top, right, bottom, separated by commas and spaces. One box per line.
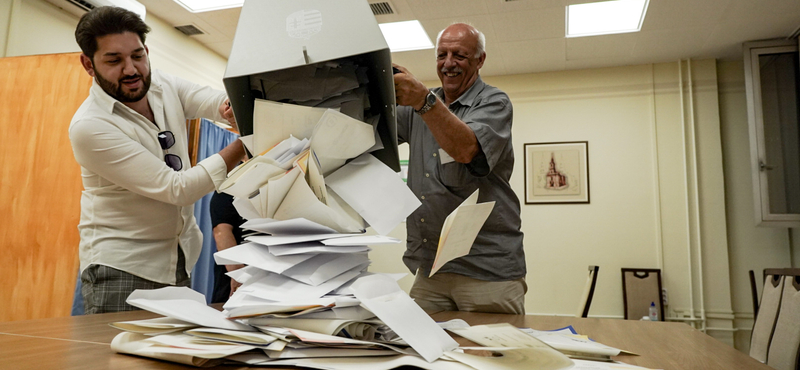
524, 141, 590, 204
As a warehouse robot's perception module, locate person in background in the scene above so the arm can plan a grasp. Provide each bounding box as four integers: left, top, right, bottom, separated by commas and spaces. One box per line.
392, 23, 526, 314
70, 6, 246, 314
209, 191, 246, 302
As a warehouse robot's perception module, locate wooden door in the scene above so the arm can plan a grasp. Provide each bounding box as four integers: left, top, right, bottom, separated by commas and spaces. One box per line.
0, 52, 91, 322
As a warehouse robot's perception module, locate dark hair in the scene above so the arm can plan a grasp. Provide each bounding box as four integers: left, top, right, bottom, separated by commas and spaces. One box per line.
74, 6, 150, 60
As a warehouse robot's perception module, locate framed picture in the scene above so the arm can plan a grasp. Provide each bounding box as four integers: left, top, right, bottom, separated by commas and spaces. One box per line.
524, 141, 589, 204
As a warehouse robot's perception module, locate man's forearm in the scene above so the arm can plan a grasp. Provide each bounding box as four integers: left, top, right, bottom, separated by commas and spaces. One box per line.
419, 101, 479, 163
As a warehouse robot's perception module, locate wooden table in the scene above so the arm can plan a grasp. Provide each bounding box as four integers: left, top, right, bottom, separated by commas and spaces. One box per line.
0, 310, 768, 370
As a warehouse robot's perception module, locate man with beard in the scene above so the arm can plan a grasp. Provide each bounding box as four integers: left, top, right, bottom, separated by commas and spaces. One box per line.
69, 7, 246, 314
392, 23, 526, 314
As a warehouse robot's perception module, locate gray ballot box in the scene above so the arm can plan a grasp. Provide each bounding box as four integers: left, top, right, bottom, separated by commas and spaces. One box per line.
223, 0, 399, 172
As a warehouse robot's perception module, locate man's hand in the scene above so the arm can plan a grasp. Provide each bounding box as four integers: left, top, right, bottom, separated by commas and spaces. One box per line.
219, 99, 238, 132
393, 64, 430, 110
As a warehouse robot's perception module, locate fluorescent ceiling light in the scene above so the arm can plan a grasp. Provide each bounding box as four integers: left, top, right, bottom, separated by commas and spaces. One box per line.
379, 20, 434, 52
172, 0, 243, 13
567, 0, 649, 38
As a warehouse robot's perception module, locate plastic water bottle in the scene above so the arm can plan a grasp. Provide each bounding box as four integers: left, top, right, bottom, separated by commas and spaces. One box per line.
649, 302, 658, 322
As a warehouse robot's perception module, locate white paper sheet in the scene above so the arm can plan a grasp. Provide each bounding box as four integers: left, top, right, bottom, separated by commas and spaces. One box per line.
281, 253, 370, 286
126, 287, 254, 331
252, 99, 327, 154
232, 196, 261, 220
273, 169, 364, 233
321, 235, 401, 246
326, 153, 421, 235
430, 189, 495, 277
266, 164, 302, 219
309, 109, 376, 174
238, 263, 368, 302
246, 233, 351, 246
351, 274, 458, 362
241, 218, 337, 235
213, 242, 315, 274
268, 243, 371, 256
444, 347, 573, 370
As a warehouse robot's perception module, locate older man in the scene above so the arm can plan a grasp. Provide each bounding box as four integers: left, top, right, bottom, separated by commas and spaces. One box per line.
393, 23, 526, 314
70, 7, 246, 313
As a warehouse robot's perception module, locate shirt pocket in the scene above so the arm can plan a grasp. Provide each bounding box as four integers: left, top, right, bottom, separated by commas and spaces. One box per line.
438, 161, 472, 188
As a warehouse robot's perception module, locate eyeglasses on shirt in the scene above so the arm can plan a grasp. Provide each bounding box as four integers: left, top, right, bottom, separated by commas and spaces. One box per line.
157, 131, 182, 171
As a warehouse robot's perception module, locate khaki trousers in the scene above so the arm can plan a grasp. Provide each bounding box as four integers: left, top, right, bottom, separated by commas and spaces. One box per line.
410, 271, 527, 315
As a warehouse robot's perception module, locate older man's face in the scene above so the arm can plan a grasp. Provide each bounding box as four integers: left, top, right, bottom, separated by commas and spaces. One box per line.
436, 25, 485, 103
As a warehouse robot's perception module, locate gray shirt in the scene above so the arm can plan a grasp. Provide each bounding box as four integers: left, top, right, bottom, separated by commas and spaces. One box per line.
397, 76, 525, 281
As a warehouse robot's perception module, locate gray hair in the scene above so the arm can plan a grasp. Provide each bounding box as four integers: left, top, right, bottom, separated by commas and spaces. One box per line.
435, 23, 486, 59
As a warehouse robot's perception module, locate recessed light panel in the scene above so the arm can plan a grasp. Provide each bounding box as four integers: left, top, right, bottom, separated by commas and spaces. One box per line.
173, 0, 244, 13
567, 0, 649, 38
378, 20, 434, 52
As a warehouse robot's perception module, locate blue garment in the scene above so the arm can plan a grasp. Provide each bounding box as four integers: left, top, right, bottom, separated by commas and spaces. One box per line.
191, 119, 239, 303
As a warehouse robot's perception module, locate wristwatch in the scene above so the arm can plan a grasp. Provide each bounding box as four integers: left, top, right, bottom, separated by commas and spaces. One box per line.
415, 91, 437, 115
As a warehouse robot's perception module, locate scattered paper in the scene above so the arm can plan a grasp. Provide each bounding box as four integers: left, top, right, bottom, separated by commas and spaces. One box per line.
351, 274, 458, 362
430, 189, 494, 277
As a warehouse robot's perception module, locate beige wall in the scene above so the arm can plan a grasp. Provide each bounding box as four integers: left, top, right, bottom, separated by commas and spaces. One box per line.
0, 0, 226, 89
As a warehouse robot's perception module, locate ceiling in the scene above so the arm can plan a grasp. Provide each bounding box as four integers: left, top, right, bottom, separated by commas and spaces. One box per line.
136, 0, 800, 82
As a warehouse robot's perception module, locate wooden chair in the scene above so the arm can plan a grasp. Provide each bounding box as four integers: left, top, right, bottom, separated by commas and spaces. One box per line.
766, 269, 800, 370
750, 269, 788, 364
621, 268, 664, 321
576, 265, 600, 318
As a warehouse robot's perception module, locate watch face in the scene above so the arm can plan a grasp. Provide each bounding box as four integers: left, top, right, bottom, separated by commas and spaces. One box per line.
427, 92, 437, 105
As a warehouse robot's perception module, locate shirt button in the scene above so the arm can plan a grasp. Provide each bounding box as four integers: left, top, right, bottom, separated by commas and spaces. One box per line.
423, 238, 428, 243
421, 196, 426, 200
425, 173, 430, 178
433, 153, 437, 157
420, 218, 425, 223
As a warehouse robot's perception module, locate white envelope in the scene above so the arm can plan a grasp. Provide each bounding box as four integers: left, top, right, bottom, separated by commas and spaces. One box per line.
351, 275, 458, 362
213, 242, 315, 274
252, 99, 327, 154
281, 253, 370, 286
326, 153, 421, 236
241, 218, 337, 235
126, 287, 254, 331
430, 189, 495, 277
238, 263, 368, 302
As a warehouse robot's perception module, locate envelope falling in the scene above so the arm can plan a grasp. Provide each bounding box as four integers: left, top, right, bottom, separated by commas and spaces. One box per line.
429, 189, 495, 277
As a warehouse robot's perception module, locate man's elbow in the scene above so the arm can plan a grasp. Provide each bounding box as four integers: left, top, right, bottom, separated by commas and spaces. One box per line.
453, 145, 479, 164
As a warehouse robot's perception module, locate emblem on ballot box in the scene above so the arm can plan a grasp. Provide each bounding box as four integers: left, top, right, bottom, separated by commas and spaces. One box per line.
286, 9, 322, 40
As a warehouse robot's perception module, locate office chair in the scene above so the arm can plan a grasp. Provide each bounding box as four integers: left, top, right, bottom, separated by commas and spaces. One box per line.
621, 268, 664, 321
577, 265, 600, 318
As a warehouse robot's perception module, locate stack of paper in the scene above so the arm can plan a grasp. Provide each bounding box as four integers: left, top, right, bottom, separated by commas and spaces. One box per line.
110, 282, 583, 370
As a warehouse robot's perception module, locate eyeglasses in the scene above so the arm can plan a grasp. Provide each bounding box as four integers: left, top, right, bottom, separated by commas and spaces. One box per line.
157, 131, 182, 171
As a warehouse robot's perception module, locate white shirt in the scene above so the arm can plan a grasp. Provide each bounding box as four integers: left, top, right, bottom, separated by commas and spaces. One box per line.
69, 69, 229, 284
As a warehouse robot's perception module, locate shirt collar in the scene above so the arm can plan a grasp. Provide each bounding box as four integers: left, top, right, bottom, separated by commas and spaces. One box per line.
88, 71, 162, 114
434, 75, 485, 108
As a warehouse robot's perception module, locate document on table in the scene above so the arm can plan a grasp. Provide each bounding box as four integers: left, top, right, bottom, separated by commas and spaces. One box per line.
430, 189, 495, 277
351, 274, 458, 362
109, 316, 197, 335
125, 287, 254, 331
326, 153, 421, 236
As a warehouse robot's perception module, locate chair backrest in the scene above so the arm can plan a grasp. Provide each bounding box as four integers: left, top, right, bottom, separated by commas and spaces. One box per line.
750, 269, 787, 363
750, 270, 760, 316
621, 268, 663, 321
577, 265, 600, 318
766, 269, 800, 370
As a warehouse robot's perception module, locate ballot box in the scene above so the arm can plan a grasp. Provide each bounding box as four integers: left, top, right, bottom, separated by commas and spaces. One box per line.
224, 0, 399, 171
